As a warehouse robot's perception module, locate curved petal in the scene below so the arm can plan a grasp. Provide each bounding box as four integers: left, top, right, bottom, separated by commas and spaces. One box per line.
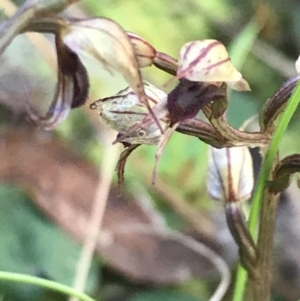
61, 17, 163, 131
26, 34, 89, 130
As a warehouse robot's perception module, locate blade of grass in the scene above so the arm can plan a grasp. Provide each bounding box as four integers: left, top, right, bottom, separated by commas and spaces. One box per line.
227, 20, 260, 126
228, 21, 260, 69
226, 20, 260, 301
0, 272, 95, 301
232, 266, 247, 301
233, 79, 300, 301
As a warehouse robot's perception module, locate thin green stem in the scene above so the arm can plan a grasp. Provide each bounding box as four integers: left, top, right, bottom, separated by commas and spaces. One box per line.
0, 272, 95, 301
233, 80, 300, 301
232, 266, 247, 301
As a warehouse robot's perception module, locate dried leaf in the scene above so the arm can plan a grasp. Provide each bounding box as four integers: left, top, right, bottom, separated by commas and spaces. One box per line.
0, 127, 232, 284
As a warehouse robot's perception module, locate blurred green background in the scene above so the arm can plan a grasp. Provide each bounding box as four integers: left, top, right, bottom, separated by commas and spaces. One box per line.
1, 0, 300, 301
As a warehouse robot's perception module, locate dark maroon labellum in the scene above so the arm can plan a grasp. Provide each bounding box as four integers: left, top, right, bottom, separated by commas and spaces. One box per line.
58, 41, 89, 109
167, 79, 227, 126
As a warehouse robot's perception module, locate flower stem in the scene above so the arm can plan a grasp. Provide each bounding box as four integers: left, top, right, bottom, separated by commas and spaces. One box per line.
232, 266, 247, 301
253, 189, 280, 301
233, 80, 300, 301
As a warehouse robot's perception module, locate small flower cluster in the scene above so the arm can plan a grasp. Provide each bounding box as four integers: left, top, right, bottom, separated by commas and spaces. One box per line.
1, 10, 296, 193
89, 36, 254, 184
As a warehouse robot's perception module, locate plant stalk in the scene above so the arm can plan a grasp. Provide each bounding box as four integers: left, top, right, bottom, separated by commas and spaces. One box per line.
252, 185, 280, 301
233, 78, 300, 301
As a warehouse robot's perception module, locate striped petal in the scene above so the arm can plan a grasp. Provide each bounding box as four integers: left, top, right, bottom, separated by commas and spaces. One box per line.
207, 146, 254, 202
177, 40, 250, 91
60, 17, 164, 130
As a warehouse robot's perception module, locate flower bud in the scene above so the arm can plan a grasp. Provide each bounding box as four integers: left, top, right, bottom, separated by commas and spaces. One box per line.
269, 154, 300, 193
176, 40, 250, 91
90, 82, 168, 145
207, 146, 254, 202
127, 32, 157, 68
260, 75, 300, 132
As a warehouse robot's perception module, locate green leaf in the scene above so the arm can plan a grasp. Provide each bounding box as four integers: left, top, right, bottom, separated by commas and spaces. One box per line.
233, 65, 300, 301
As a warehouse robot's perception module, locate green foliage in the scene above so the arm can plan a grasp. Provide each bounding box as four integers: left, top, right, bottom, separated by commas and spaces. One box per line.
229, 21, 260, 69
